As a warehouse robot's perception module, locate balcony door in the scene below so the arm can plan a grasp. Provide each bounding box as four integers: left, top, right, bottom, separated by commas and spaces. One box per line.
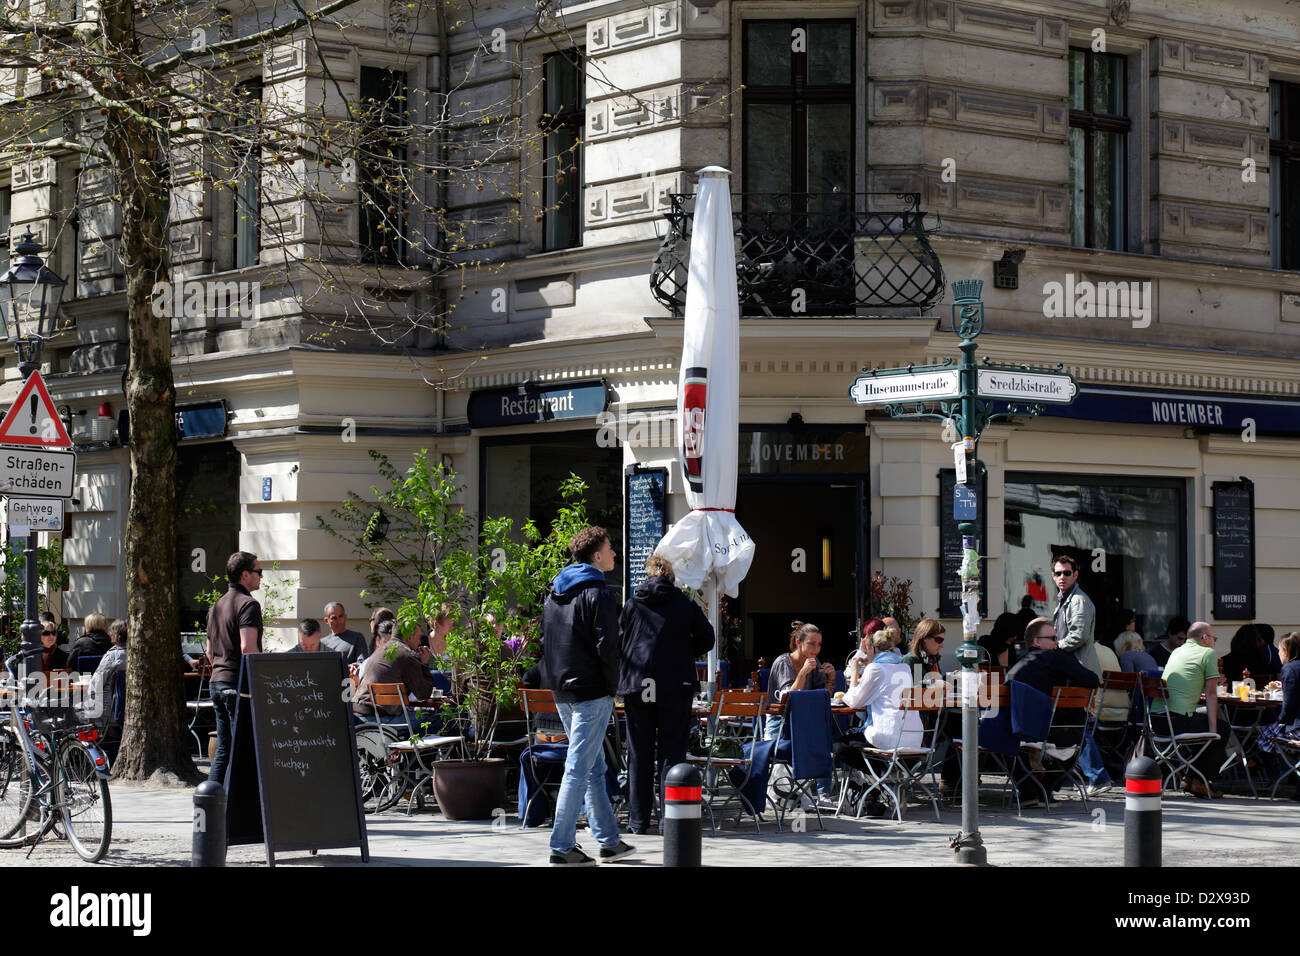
742, 19, 854, 213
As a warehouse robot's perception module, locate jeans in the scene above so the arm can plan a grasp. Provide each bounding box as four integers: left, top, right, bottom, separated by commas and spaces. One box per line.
209, 681, 239, 785
550, 696, 621, 853
624, 693, 692, 830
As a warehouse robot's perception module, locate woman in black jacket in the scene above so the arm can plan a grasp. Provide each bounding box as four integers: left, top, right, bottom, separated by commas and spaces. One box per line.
66, 612, 113, 672
617, 556, 715, 834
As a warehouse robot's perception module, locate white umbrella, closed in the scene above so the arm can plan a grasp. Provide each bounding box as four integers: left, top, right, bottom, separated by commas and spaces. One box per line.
655, 166, 755, 697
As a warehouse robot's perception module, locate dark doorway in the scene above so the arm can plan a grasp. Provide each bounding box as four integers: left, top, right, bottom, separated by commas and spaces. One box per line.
731, 477, 864, 675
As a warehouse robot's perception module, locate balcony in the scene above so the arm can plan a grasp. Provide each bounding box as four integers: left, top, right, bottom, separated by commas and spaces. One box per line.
650, 193, 945, 317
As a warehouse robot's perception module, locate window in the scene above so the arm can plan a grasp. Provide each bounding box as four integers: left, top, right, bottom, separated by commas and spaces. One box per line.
358, 67, 408, 265
541, 50, 583, 251
742, 20, 853, 210
1068, 49, 1128, 250
1271, 80, 1300, 270
1003, 475, 1186, 640
230, 78, 262, 269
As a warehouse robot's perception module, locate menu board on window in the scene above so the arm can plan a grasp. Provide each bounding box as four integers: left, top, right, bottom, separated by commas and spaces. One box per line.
939, 469, 987, 620
625, 467, 667, 597
1212, 480, 1254, 619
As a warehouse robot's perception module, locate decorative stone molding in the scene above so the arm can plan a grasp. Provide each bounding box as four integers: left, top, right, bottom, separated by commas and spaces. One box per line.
1157, 120, 1268, 163
587, 85, 686, 142
448, 41, 519, 84
871, 169, 1066, 231
1157, 39, 1266, 87
79, 237, 121, 280
588, 2, 682, 54
10, 156, 55, 188
870, 0, 1067, 53
387, 0, 412, 44
1108, 0, 1130, 26
1156, 200, 1268, 253
873, 81, 1066, 136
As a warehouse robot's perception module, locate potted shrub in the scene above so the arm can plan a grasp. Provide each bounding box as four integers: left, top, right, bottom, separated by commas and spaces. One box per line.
392, 460, 592, 820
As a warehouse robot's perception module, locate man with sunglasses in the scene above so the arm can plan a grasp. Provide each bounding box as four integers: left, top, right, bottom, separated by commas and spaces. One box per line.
1051, 554, 1100, 677
207, 551, 264, 784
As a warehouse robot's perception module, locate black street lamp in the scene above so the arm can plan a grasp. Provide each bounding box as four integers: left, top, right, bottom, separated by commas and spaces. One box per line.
0, 228, 67, 676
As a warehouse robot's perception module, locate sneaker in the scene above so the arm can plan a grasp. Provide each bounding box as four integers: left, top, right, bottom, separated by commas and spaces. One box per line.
1086, 782, 1112, 797
549, 844, 597, 867
598, 840, 636, 863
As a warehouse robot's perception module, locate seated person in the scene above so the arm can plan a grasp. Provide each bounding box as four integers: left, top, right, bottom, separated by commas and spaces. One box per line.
85, 619, 128, 728
979, 613, 1021, 670
1115, 632, 1158, 674
900, 619, 946, 681
1258, 632, 1300, 762
39, 614, 67, 672
842, 629, 923, 749
1149, 621, 1230, 798
288, 617, 364, 665
1219, 624, 1267, 684
1005, 618, 1101, 803
765, 622, 834, 742
66, 612, 113, 672
353, 620, 433, 725
1148, 616, 1189, 668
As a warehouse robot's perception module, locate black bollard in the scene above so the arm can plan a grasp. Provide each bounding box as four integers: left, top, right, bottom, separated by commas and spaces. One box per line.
192, 780, 227, 867
1124, 755, 1161, 867
663, 763, 702, 867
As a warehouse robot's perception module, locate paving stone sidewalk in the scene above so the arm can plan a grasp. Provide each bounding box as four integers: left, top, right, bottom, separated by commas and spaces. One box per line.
3, 779, 1297, 867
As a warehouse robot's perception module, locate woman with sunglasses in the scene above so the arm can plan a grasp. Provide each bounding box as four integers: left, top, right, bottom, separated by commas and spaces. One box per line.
900, 619, 945, 678
38, 613, 67, 672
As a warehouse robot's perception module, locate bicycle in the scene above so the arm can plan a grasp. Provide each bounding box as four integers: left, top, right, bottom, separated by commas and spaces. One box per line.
0, 650, 113, 862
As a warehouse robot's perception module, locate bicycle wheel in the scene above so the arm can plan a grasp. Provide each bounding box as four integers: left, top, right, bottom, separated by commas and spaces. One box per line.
356, 727, 401, 814
0, 730, 34, 844
58, 740, 111, 862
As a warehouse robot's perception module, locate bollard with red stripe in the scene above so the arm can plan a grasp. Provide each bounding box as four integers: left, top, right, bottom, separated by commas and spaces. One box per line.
663, 763, 702, 867
1124, 755, 1161, 867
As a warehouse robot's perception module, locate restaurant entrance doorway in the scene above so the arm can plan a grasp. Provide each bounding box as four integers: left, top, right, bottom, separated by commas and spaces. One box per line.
731, 476, 865, 677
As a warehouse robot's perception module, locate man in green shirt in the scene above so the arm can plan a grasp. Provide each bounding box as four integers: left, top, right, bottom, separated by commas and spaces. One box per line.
1152, 621, 1227, 797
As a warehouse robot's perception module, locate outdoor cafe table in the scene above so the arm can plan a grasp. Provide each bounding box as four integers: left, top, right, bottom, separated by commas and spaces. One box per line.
1205, 691, 1282, 798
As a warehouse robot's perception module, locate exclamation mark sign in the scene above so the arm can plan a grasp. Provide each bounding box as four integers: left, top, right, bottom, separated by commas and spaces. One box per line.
28, 395, 37, 434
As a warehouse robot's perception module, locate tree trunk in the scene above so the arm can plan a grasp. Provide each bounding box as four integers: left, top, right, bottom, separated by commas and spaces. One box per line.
100, 0, 197, 780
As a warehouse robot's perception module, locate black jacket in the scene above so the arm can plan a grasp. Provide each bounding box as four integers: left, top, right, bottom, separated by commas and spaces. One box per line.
617, 576, 715, 698
67, 630, 112, 672
539, 565, 620, 703
1006, 647, 1100, 697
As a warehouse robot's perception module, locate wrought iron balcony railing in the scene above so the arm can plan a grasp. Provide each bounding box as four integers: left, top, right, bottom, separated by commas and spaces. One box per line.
650, 193, 945, 317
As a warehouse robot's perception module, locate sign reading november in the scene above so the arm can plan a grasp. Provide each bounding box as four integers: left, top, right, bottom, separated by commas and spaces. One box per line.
0, 448, 76, 498
849, 369, 961, 406
976, 368, 1077, 404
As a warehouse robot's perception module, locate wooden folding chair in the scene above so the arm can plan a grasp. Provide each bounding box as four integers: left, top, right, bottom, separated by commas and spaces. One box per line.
843, 688, 942, 821
687, 690, 766, 832
369, 682, 464, 815
1139, 675, 1219, 793
519, 688, 567, 827
1014, 685, 1096, 813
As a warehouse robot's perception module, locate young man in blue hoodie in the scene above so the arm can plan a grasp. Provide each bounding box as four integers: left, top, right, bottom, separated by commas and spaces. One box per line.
539, 526, 635, 866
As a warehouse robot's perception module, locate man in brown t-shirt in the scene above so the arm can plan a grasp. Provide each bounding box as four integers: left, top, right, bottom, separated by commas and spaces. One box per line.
206, 551, 263, 784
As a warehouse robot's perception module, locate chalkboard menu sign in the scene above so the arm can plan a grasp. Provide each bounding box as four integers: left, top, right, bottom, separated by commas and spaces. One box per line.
1212, 480, 1255, 619
625, 466, 667, 595
226, 653, 369, 866
939, 469, 987, 619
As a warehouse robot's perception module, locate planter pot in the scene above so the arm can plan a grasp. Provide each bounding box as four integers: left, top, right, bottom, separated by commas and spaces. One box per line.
432, 758, 507, 820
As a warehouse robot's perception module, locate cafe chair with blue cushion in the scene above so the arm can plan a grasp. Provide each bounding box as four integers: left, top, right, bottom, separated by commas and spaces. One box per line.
369, 682, 465, 815
1013, 685, 1096, 814
770, 690, 834, 832
519, 688, 568, 827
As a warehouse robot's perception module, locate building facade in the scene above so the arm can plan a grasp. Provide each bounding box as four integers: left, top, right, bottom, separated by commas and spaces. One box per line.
3, 0, 1298, 665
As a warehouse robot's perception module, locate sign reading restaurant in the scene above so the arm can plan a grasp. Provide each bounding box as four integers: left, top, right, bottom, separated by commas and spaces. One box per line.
467, 379, 610, 429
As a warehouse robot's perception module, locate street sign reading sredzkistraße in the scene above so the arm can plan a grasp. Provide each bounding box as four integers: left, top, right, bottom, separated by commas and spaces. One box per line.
975, 368, 1077, 405
0, 448, 76, 498
849, 369, 961, 406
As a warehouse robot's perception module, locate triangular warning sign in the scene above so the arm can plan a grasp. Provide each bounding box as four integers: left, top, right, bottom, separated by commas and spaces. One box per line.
0, 370, 73, 448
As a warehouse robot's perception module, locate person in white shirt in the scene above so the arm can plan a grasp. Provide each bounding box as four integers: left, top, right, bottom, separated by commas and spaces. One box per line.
842, 628, 923, 749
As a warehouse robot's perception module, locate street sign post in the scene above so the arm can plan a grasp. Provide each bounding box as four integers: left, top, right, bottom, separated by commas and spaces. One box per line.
0, 447, 76, 499
954, 482, 977, 521
5, 497, 64, 533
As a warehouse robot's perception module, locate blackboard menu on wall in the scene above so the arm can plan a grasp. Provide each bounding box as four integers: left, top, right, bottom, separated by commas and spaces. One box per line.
939, 469, 987, 619
228, 653, 368, 866
625, 467, 667, 596
1212, 480, 1255, 619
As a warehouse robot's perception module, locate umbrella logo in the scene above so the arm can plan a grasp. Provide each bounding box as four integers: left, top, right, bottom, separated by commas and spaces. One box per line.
682, 366, 707, 493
